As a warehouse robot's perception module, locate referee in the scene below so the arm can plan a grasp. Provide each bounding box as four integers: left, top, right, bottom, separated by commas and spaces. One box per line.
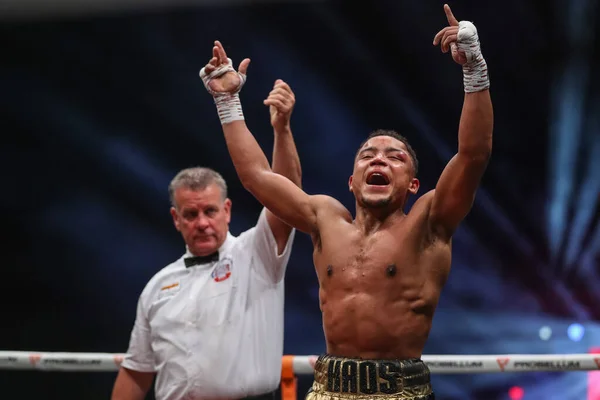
112, 80, 301, 400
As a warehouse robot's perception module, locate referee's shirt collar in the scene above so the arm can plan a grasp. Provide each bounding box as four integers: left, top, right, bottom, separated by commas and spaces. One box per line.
184, 232, 234, 264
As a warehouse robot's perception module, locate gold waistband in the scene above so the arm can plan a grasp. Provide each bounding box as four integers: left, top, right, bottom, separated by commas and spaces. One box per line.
309, 355, 432, 399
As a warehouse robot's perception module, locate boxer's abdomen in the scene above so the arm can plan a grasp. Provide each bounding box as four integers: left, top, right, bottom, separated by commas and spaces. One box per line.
321, 289, 434, 359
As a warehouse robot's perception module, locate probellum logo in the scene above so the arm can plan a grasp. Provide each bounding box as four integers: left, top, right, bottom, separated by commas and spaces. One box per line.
496, 358, 510, 372
29, 354, 42, 367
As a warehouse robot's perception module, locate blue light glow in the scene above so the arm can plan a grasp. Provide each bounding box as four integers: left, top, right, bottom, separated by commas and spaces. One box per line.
567, 323, 585, 341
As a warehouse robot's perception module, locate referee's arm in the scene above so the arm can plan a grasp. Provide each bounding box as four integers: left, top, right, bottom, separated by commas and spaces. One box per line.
111, 367, 155, 400
112, 292, 156, 399
265, 81, 302, 254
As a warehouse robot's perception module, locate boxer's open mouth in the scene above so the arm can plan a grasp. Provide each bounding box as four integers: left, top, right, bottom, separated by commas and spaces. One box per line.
366, 172, 390, 186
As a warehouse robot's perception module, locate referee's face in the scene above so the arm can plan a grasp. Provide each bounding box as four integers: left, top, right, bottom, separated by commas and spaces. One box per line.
170, 183, 232, 256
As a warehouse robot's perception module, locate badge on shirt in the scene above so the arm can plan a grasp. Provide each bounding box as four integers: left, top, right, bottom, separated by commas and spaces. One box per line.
158, 281, 180, 299
211, 257, 232, 282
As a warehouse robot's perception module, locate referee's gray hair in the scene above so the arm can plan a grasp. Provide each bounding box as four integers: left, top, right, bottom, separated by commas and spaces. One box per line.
168, 167, 228, 208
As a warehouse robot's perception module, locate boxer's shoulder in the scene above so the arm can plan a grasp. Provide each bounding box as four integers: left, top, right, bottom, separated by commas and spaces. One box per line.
409, 190, 436, 215
311, 194, 352, 221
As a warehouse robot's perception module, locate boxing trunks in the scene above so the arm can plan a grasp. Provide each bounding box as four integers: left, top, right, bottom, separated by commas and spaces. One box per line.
305, 354, 434, 400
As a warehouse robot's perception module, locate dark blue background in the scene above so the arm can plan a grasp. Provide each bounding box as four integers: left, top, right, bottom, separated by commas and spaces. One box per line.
1, 0, 599, 399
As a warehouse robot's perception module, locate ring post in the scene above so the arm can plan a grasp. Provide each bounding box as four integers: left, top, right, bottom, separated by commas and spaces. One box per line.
281, 355, 297, 400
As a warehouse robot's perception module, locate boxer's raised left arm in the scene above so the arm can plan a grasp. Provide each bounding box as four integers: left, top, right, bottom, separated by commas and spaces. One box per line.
429, 5, 493, 239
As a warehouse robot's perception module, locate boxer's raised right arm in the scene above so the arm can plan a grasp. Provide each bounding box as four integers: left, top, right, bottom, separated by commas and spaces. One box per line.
222, 119, 319, 234
200, 41, 334, 234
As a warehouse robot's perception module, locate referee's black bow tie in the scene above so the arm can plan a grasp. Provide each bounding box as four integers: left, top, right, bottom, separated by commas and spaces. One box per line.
184, 252, 219, 268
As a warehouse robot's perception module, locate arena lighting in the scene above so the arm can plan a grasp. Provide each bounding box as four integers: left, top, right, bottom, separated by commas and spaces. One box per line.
568, 323, 585, 342
0, 0, 325, 21
508, 386, 524, 400
539, 326, 552, 341
588, 347, 600, 400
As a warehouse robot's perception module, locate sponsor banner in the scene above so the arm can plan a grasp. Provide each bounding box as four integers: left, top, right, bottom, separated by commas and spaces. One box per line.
0, 352, 122, 371
0, 354, 28, 369
511, 360, 582, 371
36, 353, 123, 371
422, 355, 600, 374
424, 360, 487, 373
495, 356, 599, 373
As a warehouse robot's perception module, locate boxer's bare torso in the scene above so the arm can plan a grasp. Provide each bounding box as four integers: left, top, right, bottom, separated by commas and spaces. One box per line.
312, 191, 451, 360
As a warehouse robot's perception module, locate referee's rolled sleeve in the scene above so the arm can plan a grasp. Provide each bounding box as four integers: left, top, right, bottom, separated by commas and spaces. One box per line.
251, 208, 296, 284
121, 296, 155, 372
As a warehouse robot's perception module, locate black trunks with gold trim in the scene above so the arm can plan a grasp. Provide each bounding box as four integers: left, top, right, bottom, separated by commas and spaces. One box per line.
305, 354, 434, 400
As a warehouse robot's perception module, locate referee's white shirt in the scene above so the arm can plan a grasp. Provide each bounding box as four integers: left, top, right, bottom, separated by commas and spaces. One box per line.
121, 208, 296, 400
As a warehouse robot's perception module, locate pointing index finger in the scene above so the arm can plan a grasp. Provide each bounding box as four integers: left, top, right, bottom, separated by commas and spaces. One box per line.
444, 4, 459, 26
214, 40, 228, 64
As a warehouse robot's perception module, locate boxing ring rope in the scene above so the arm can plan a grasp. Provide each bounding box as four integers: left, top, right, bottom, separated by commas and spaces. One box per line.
2, 351, 599, 373
2, 351, 599, 400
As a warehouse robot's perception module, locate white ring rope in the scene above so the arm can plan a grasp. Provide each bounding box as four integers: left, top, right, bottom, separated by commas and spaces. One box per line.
1, 352, 599, 374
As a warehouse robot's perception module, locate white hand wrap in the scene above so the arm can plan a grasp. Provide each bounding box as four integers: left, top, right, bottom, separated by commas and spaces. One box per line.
199, 58, 247, 125
456, 21, 490, 93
